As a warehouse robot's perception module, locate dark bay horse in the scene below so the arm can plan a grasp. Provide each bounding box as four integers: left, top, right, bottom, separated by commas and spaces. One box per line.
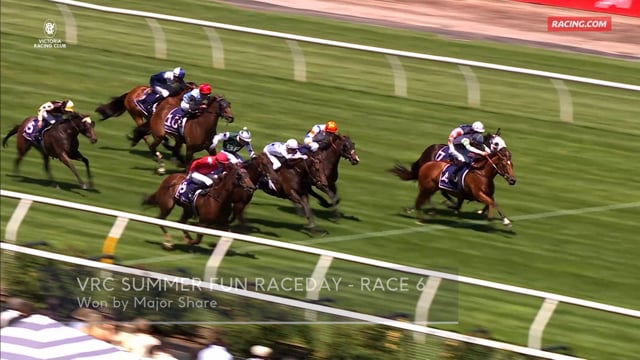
132, 95, 234, 174
411, 148, 516, 226
2, 113, 97, 189
307, 133, 360, 220
94, 82, 197, 147
142, 164, 254, 249
256, 153, 329, 232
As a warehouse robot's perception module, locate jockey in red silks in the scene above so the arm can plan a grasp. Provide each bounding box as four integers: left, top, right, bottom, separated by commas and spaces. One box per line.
176, 152, 230, 205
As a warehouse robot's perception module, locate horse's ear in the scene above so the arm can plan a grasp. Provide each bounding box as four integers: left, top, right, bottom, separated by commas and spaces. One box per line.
496, 128, 501, 136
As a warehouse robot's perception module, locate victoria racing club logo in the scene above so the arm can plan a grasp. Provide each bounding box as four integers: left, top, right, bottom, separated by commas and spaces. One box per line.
35, 19, 66, 49
43, 19, 56, 38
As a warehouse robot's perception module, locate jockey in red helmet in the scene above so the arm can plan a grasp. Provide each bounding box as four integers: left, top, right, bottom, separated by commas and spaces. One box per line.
176, 152, 230, 205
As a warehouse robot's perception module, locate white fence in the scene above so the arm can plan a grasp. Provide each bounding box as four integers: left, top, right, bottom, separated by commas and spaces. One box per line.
48, 0, 639, 123
2, 189, 639, 353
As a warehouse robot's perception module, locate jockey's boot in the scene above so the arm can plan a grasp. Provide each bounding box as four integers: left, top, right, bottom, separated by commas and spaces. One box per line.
451, 164, 463, 183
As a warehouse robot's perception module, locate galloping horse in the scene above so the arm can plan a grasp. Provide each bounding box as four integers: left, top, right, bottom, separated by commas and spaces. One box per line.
94, 82, 197, 147
398, 130, 506, 181
142, 164, 254, 249
307, 133, 360, 220
131, 95, 234, 174
411, 148, 516, 226
256, 153, 329, 231
2, 113, 97, 189
391, 130, 507, 213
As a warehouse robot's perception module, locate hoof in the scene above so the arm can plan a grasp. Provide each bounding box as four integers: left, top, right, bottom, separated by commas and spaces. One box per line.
80, 183, 89, 190
476, 209, 484, 215
503, 218, 512, 227
427, 210, 437, 216
156, 167, 166, 175
415, 219, 425, 225
404, 207, 415, 214
162, 241, 174, 251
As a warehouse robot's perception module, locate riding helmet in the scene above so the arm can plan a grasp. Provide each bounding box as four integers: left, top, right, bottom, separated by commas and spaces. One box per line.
325, 120, 338, 133
238, 127, 252, 142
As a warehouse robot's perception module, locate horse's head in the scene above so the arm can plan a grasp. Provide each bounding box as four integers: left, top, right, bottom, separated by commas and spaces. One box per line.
233, 163, 255, 193
71, 113, 97, 144
491, 148, 516, 185
306, 156, 329, 189
212, 95, 234, 124
338, 135, 360, 165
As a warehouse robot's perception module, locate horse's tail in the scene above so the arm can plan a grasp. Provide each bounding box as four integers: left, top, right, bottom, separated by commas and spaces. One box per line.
389, 163, 415, 181
95, 93, 128, 120
408, 159, 423, 180
2, 125, 20, 148
141, 191, 159, 207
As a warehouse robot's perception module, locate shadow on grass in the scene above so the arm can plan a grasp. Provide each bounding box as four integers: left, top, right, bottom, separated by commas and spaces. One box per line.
5, 174, 101, 195
143, 239, 258, 259
275, 204, 361, 223
396, 208, 516, 236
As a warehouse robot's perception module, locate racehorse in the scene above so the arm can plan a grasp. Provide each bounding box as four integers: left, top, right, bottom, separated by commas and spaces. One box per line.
130, 95, 234, 174
306, 133, 360, 221
94, 82, 197, 147
141, 164, 254, 249
410, 148, 516, 226
256, 153, 329, 232
2, 113, 97, 189
391, 130, 507, 213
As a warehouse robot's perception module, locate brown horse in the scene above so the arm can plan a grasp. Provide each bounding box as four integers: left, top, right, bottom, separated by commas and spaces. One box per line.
94, 82, 196, 147
409, 148, 516, 226
132, 95, 234, 174
2, 113, 97, 189
256, 153, 329, 232
306, 133, 360, 220
142, 164, 254, 249
392, 131, 507, 213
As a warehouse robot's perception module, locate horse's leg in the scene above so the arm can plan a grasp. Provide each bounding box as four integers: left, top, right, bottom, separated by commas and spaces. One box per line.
178, 208, 195, 245
452, 197, 465, 215
414, 184, 437, 224
14, 147, 30, 175
173, 140, 187, 168
308, 186, 331, 208
148, 135, 166, 174
475, 193, 503, 223
75, 151, 93, 189
58, 152, 87, 189
491, 201, 511, 226
41, 152, 56, 186
129, 121, 151, 147
441, 191, 458, 209
290, 191, 316, 229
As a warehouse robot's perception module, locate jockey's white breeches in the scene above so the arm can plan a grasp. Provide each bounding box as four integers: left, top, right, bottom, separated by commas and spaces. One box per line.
190, 172, 213, 187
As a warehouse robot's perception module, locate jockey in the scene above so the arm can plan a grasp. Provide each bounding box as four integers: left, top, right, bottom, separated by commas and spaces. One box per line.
180, 83, 212, 120
263, 138, 307, 179
35, 100, 75, 142
303, 120, 338, 152
136, 67, 186, 115
448, 121, 491, 180
177, 152, 231, 205
209, 126, 256, 164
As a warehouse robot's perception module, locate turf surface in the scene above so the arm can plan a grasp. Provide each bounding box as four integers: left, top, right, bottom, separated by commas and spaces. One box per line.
1, 0, 639, 358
